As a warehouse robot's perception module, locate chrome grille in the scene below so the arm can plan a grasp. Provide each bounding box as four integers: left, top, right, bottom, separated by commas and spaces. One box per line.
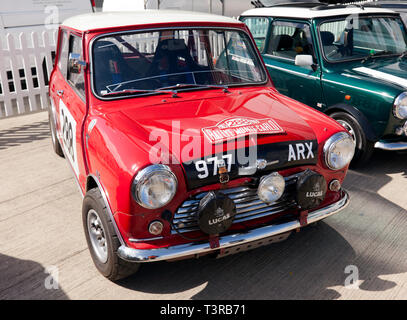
172, 177, 298, 234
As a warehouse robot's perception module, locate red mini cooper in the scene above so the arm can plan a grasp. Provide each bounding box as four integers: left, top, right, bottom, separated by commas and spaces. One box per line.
48, 10, 354, 280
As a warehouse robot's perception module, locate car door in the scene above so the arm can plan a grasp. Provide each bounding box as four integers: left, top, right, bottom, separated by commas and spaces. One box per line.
50, 29, 87, 188
261, 19, 324, 110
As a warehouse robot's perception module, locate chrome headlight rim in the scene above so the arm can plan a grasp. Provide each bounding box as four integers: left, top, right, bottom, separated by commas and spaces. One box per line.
323, 132, 355, 171
133, 164, 178, 210
393, 92, 407, 120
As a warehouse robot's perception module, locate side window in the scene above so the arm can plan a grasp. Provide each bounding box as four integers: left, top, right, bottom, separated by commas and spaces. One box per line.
266, 21, 314, 60
243, 17, 270, 52
68, 34, 85, 99
214, 31, 265, 82
57, 30, 69, 78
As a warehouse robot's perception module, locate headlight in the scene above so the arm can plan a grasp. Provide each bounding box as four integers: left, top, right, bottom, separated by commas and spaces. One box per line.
257, 172, 286, 203
323, 132, 355, 170
394, 92, 407, 119
133, 164, 177, 209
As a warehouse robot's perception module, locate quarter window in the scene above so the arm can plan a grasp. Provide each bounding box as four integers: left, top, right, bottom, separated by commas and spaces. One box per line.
68, 34, 85, 99
267, 21, 314, 60
57, 30, 69, 78
243, 17, 270, 51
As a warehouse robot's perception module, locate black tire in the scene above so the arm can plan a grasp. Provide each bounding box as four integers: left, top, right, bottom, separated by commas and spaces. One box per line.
82, 188, 140, 281
330, 111, 374, 166
48, 110, 64, 158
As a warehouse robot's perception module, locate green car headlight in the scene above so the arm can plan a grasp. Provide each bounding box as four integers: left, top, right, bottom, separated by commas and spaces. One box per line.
394, 92, 407, 119
133, 164, 178, 209
324, 132, 355, 170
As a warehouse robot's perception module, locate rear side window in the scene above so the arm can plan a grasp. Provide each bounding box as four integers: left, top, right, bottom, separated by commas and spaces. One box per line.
57, 30, 69, 78
68, 34, 85, 99
266, 21, 314, 60
243, 17, 270, 52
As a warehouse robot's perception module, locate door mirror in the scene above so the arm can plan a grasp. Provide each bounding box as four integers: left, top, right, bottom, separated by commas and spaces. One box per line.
295, 55, 314, 67
68, 53, 86, 74
295, 54, 318, 72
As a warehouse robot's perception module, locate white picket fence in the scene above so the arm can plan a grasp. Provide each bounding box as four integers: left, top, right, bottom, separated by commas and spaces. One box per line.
0, 30, 58, 118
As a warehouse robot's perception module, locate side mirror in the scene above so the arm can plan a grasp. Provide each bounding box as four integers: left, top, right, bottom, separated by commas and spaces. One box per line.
295, 54, 314, 67
295, 54, 318, 72
68, 53, 86, 74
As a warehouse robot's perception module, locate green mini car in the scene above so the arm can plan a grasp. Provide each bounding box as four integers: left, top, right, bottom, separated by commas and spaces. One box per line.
241, 2, 407, 164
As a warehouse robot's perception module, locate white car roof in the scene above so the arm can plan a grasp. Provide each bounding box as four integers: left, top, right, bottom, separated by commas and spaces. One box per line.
62, 10, 240, 32
240, 6, 396, 19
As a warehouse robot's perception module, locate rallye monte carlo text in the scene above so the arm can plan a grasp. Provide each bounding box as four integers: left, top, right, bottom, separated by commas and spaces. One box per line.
48, 10, 355, 280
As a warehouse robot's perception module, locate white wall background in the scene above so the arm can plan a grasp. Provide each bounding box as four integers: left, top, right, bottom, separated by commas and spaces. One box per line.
145, 0, 254, 17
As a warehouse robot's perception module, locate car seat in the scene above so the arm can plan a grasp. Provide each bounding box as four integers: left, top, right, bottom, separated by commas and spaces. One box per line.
271, 34, 294, 58
148, 39, 199, 86
292, 29, 312, 55
93, 40, 138, 94
320, 31, 337, 57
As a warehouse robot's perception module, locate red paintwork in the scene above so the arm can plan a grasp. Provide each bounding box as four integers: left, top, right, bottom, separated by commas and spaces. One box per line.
49, 19, 350, 251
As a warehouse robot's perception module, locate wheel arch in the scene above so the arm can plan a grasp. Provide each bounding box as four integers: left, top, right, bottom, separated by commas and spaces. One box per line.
86, 175, 98, 192
85, 174, 125, 246
325, 104, 378, 142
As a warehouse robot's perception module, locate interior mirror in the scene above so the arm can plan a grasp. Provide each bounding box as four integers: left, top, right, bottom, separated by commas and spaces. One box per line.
68, 53, 86, 74
295, 55, 314, 67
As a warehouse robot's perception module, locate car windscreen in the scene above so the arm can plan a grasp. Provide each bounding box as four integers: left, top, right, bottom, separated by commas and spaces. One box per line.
319, 16, 407, 62
92, 28, 267, 98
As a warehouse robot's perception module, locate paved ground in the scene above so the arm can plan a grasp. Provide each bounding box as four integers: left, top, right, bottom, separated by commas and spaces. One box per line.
1, 111, 407, 300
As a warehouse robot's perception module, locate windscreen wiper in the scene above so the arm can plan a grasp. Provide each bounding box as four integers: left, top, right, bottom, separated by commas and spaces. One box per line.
158, 83, 230, 93
399, 50, 407, 61
102, 88, 178, 98
362, 50, 393, 64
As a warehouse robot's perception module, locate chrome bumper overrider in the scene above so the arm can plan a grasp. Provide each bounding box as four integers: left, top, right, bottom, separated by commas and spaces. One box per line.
117, 191, 349, 263
375, 141, 407, 151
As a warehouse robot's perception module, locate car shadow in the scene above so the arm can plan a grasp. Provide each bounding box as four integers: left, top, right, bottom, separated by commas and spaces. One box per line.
351, 149, 407, 178
0, 253, 69, 300
117, 224, 355, 299
0, 120, 50, 150
116, 149, 407, 300
340, 148, 407, 292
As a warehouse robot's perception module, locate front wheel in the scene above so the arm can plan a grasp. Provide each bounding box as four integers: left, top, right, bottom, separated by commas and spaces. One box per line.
82, 188, 140, 281
330, 111, 374, 166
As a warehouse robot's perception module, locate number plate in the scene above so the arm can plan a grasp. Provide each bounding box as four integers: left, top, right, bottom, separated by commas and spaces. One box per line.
216, 231, 291, 259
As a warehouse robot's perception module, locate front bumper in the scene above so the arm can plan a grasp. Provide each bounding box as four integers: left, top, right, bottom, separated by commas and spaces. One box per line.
117, 190, 349, 263
375, 141, 407, 151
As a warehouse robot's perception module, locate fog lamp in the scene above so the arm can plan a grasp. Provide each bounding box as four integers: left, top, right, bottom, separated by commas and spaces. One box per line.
395, 122, 407, 136
403, 122, 407, 136
257, 172, 285, 203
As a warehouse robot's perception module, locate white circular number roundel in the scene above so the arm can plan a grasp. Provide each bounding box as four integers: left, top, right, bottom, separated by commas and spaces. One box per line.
59, 100, 79, 177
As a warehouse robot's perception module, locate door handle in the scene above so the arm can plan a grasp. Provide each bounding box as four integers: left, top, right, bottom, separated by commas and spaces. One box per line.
57, 90, 64, 98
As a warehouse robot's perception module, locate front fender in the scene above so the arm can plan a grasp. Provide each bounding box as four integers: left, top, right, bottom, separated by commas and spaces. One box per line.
321, 71, 399, 139
85, 113, 149, 216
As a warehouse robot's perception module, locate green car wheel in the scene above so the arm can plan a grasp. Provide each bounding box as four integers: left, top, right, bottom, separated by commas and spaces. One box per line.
331, 112, 374, 167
